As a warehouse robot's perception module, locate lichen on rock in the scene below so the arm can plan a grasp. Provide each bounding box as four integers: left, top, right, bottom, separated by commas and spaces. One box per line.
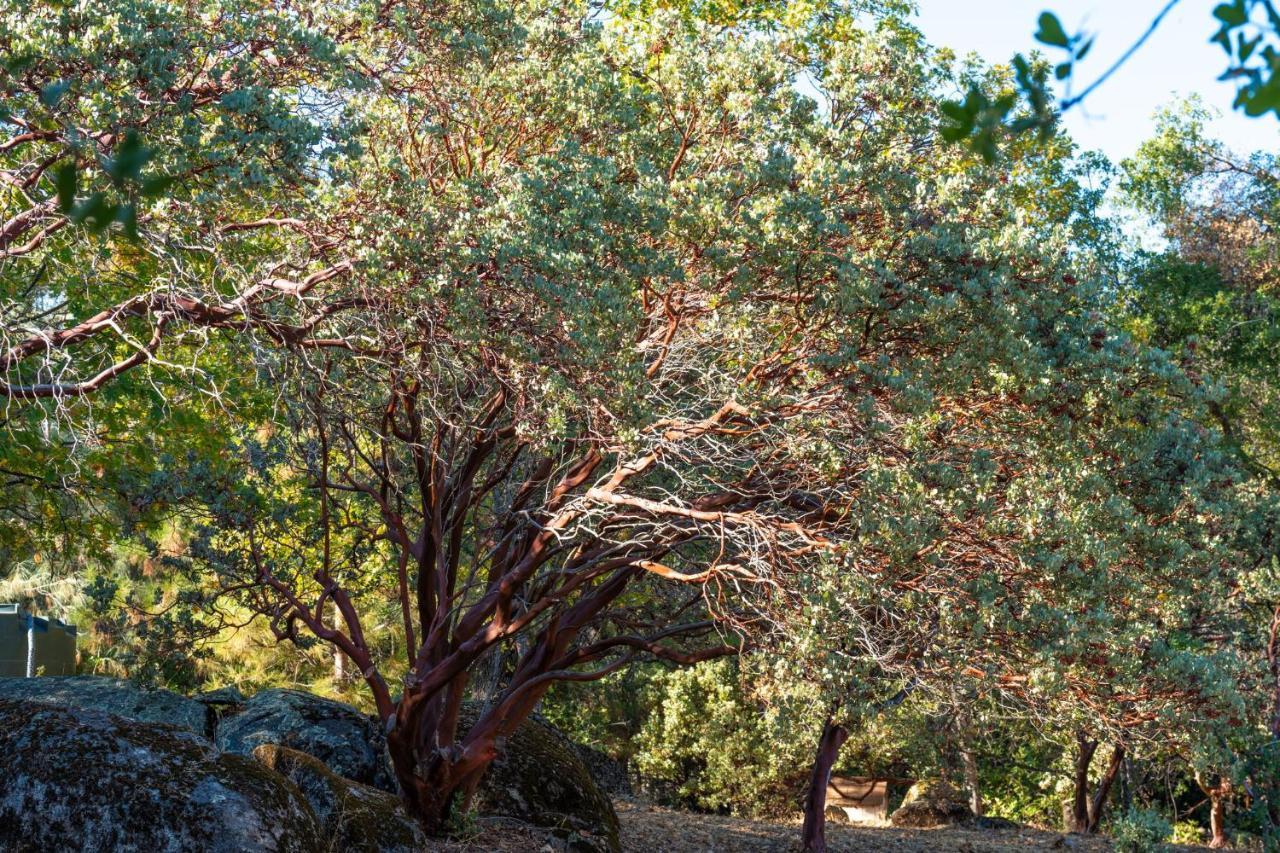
0, 698, 323, 852
254, 743, 425, 853
0, 675, 212, 737
215, 687, 389, 789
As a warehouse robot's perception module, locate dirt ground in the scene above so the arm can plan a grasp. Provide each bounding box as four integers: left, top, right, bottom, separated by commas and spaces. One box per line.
425, 799, 1226, 852
616, 800, 1129, 852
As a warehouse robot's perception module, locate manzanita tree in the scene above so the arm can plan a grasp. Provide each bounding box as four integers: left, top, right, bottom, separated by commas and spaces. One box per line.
143, 0, 916, 831
1119, 107, 1280, 846
7, 0, 1278, 847
125, 1, 1215, 835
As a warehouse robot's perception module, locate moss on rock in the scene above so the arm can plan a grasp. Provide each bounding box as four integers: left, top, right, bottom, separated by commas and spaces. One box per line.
0, 699, 322, 852
254, 743, 425, 853
460, 703, 621, 853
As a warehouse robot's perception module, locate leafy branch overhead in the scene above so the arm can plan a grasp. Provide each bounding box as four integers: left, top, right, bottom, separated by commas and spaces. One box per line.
1212, 0, 1280, 116
943, 1, 1280, 162
52, 130, 172, 239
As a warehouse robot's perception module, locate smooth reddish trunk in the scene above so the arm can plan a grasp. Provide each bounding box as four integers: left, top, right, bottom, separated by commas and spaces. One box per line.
384, 665, 576, 836
1270, 606, 1280, 740
1086, 743, 1125, 833
1268, 608, 1280, 833
1197, 774, 1231, 849
386, 726, 460, 831
384, 675, 500, 835
1070, 734, 1123, 834
800, 719, 850, 853
1209, 791, 1228, 849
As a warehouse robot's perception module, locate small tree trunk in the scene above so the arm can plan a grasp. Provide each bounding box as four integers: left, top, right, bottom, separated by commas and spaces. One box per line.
1072, 732, 1099, 834
1085, 743, 1125, 833
1264, 607, 1280, 837
329, 608, 350, 683
385, 675, 490, 836
800, 718, 850, 853
1209, 789, 1228, 849
961, 747, 983, 817
387, 714, 499, 835
1270, 605, 1280, 740
1196, 773, 1231, 850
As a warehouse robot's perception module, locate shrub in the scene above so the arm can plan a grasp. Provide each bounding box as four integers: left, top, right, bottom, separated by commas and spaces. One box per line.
629, 659, 819, 818
1112, 808, 1173, 853
1169, 820, 1204, 845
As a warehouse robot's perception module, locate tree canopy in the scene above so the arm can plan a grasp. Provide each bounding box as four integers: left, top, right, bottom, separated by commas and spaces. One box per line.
2, 1, 1279, 850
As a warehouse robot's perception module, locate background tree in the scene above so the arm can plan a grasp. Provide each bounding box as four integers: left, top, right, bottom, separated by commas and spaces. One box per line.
1119, 103, 1280, 847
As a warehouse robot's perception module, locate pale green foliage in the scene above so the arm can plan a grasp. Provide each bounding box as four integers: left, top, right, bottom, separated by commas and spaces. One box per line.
0, 0, 359, 572
631, 659, 821, 816
1170, 820, 1207, 845
1111, 808, 1173, 853
1119, 106, 1280, 826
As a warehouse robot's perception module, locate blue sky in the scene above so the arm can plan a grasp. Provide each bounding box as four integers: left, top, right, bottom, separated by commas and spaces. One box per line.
913, 0, 1278, 162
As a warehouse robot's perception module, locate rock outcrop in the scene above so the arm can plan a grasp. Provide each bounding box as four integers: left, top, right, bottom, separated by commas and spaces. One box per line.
196, 684, 247, 707
0, 674, 211, 736
0, 677, 622, 852
889, 779, 973, 828
0, 698, 323, 852
215, 687, 389, 789
254, 743, 425, 853
568, 741, 632, 797
461, 704, 621, 853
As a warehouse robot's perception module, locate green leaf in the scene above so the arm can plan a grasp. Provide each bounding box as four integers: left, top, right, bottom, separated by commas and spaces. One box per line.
39, 80, 70, 107
117, 204, 139, 241
86, 201, 119, 235
1238, 32, 1262, 61
140, 175, 174, 197
1241, 73, 1280, 116
53, 163, 77, 212
69, 192, 106, 226
1055, 62, 1073, 80
1213, 1, 1248, 27
1034, 12, 1071, 49
104, 130, 154, 183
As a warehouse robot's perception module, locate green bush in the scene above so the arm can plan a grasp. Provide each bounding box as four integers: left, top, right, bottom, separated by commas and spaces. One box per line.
1169, 820, 1204, 845
545, 658, 965, 820
629, 659, 819, 817
1111, 808, 1172, 853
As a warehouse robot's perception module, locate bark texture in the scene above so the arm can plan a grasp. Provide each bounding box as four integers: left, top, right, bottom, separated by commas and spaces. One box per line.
801, 719, 850, 853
